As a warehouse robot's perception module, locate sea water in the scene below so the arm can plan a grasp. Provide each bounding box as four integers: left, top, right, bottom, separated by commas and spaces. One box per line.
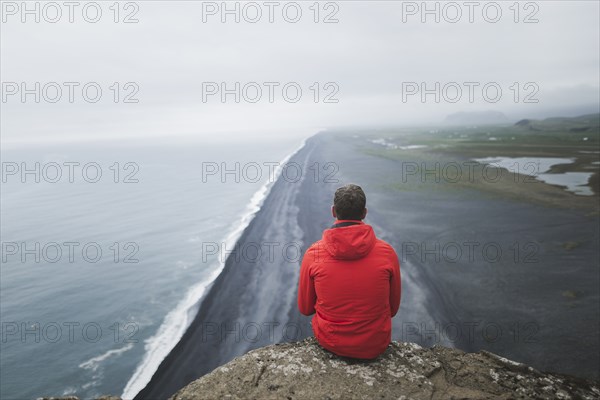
0, 136, 304, 399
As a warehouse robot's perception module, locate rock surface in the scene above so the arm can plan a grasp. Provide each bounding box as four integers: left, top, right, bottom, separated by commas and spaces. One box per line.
171, 337, 599, 400
38, 397, 121, 400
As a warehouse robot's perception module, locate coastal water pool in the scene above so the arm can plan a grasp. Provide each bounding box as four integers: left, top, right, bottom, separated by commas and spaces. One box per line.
370, 138, 427, 150
473, 156, 595, 196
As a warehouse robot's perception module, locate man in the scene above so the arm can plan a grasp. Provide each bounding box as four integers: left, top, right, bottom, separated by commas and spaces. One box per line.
298, 184, 401, 359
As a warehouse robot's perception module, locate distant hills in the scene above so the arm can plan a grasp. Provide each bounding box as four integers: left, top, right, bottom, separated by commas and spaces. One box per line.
444, 111, 509, 125
443, 111, 600, 132
514, 113, 600, 132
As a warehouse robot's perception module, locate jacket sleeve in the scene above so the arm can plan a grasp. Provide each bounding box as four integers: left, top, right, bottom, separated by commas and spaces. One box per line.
298, 245, 317, 316
389, 248, 401, 317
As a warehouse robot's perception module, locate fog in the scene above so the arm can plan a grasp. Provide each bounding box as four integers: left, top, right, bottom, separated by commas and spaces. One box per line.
1, 1, 598, 145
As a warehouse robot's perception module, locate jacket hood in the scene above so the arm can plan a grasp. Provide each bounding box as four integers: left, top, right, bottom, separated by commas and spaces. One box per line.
322, 220, 377, 260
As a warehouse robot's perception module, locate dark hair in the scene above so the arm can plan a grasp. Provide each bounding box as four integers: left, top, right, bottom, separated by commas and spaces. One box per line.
333, 184, 366, 220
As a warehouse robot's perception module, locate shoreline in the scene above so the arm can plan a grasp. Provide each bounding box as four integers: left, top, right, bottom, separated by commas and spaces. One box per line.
125, 137, 309, 399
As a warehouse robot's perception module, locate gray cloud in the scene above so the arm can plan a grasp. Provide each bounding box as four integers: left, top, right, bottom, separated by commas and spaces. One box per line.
1, 1, 598, 144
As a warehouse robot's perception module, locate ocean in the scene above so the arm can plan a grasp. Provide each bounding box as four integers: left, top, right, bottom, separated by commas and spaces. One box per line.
0, 135, 305, 399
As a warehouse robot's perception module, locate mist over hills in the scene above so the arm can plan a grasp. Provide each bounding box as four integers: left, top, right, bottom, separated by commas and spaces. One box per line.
444, 111, 510, 125
514, 113, 600, 133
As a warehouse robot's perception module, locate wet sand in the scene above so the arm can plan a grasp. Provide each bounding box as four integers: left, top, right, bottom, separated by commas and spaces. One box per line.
137, 132, 599, 399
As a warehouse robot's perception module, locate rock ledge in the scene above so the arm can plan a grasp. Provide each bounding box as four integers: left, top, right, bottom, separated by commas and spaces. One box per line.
171, 337, 599, 400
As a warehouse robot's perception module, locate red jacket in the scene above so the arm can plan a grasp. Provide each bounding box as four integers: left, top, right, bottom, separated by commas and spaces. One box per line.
298, 220, 401, 359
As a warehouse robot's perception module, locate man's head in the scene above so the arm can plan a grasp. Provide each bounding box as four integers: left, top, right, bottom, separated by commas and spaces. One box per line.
332, 184, 367, 221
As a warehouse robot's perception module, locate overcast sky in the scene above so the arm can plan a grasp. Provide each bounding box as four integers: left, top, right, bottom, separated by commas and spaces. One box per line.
1, 0, 599, 145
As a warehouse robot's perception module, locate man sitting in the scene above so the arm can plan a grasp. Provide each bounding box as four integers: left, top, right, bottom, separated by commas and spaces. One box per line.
298, 184, 401, 359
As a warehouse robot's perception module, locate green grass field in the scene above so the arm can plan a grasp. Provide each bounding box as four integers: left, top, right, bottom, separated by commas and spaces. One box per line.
351, 113, 600, 212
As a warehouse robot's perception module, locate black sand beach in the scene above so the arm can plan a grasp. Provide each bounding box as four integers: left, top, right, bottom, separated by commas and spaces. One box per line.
137, 132, 600, 399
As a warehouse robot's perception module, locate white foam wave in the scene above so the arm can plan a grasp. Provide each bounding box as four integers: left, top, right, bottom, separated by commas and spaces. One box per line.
79, 343, 134, 372
121, 137, 309, 399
